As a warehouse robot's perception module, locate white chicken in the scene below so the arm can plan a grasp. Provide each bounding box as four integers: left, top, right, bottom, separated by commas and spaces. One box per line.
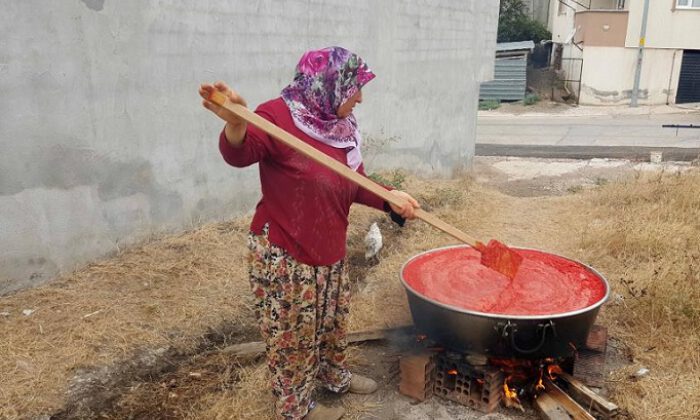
364, 222, 383, 260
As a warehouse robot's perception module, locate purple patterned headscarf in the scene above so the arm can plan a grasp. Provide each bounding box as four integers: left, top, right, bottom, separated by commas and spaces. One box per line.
281, 47, 376, 170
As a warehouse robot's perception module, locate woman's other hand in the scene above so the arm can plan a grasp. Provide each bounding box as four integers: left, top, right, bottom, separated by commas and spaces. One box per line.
199, 81, 248, 146
389, 190, 420, 220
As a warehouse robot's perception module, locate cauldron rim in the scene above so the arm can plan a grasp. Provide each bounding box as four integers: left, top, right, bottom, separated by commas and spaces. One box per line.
400, 245, 610, 321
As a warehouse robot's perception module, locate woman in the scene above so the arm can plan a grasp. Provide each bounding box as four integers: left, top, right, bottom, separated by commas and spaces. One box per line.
199, 47, 419, 420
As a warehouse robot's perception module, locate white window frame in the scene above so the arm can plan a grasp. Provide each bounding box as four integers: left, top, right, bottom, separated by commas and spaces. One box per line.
676, 0, 700, 9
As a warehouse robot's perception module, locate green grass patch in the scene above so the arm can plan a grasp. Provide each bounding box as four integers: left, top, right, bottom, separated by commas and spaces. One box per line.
368, 169, 406, 190
523, 93, 540, 106
479, 100, 501, 110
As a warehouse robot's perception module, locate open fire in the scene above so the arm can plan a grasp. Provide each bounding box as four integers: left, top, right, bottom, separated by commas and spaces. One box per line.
398, 326, 619, 419
489, 356, 567, 411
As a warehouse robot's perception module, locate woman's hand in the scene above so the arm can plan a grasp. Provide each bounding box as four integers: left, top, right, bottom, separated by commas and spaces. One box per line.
199, 81, 248, 146
389, 190, 420, 220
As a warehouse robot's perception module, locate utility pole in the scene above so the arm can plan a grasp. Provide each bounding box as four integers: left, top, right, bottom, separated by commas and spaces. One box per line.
630, 0, 651, 107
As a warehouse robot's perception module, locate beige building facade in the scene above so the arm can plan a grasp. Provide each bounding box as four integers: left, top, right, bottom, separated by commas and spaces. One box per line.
550, 0, 700, 105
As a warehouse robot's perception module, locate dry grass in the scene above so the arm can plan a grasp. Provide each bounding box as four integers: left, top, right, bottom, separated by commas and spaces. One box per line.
104, 344, 381, 419
0, 173, 578, 419
564, 170, 700, 420
193, 362, 272, 420
2, 169, 699, 419
0, 219, 256, 419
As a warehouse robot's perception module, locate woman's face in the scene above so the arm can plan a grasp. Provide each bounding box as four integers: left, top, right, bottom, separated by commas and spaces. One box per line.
336, 90, 363, 118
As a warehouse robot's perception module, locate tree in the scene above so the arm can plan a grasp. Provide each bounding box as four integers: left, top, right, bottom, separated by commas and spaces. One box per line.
498, 0, 551, 43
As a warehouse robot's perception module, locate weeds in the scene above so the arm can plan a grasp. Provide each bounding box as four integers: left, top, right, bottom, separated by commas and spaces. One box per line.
368, 169, 406, 190
523, 93, 540, 106
479, 100, 500, 110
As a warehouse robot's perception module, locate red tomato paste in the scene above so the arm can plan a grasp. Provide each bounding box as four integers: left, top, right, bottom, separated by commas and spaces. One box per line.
402, 247, 606, 316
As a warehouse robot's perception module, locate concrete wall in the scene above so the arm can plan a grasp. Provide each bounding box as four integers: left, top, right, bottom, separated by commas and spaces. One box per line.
551, 0, 577, 43
626, 0, 700, 49
0, 0, 499, 294
578, 46, 683, 104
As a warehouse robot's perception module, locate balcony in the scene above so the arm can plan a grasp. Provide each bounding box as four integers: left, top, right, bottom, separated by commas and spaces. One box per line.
574, 9, 629, 47
553, 1, 628, 46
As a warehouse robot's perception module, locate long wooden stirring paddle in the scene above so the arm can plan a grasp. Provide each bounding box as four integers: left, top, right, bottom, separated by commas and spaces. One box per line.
207, 90, 523, 279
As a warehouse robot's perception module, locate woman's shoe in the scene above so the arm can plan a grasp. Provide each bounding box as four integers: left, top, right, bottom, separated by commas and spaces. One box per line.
304, 403, 345, 420
348, 374, 378, 394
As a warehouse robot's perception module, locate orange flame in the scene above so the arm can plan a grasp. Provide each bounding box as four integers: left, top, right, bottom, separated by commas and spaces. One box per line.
535, 373, 545, 392
547, 364, 563, 379
448, 369, 458, 375
500, 373, 527, 412
503, 382, 518, 400
503, 379, 524, 412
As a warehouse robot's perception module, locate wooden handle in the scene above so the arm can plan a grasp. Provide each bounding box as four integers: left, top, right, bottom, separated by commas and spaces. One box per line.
414, 209, 477, 245
209, 90, 478, 247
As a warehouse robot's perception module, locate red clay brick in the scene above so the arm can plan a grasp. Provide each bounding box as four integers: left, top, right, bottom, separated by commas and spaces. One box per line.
399, 381, 432, 401
398, 353, 435, 401
399, 354, 434, 381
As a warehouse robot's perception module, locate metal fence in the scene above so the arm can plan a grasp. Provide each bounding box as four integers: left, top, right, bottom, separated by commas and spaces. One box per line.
552, 57, 583, 105
479, 57, 528, 102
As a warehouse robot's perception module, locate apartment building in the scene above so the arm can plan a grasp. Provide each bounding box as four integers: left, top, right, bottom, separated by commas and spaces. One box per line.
549, 0, 700, 105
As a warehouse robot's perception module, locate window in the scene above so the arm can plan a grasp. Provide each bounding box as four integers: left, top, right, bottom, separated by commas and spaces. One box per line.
677, 0, 700, 8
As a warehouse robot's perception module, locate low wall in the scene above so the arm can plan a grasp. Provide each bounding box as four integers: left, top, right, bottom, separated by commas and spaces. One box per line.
0, 0, 499, 293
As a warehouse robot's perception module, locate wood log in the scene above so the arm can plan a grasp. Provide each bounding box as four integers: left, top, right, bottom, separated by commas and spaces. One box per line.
558, 372, 619, 417
220, 325, 414, 357
544, 377, 596, 420
222, 341, 264, 357
534, 393, 571, 420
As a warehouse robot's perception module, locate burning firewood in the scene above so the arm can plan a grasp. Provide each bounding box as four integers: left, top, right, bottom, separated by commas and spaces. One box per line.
503, 381, 525, 412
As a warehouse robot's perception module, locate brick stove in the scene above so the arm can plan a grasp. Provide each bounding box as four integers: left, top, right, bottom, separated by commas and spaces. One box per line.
398, 325, 619, 419
434, 352, 504, 412
400, 350, 519, 413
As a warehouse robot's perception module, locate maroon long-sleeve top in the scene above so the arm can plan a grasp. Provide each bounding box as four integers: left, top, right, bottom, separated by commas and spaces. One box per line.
219, 98, 388, 266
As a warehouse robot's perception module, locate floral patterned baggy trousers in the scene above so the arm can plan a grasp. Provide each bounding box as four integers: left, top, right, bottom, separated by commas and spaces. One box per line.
247, 227, 352, 420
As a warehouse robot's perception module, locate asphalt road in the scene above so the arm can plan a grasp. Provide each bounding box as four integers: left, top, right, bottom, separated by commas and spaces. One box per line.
476, 113, 700, 160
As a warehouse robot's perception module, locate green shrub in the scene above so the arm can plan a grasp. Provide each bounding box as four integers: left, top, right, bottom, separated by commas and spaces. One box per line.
523, 93, 540, 106
368, 169, 406, 190
498, 0, 552, 43
479, 100, 501, 110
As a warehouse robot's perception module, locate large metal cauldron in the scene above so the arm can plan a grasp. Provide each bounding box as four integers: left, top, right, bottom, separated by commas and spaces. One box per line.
400, 246, 610, 359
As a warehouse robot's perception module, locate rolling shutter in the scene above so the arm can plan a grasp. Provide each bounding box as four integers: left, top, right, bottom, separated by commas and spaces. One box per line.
677, 50, 700, 104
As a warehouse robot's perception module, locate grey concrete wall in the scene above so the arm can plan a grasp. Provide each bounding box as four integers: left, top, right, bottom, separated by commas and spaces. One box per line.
0, 0, 499, 294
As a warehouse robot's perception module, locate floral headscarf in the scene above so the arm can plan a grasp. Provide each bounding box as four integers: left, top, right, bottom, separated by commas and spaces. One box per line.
281, 47, 376, 171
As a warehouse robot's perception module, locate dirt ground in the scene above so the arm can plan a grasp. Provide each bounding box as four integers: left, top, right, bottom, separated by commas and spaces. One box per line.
1, 156, 698, 419
473, 156, 693, 198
